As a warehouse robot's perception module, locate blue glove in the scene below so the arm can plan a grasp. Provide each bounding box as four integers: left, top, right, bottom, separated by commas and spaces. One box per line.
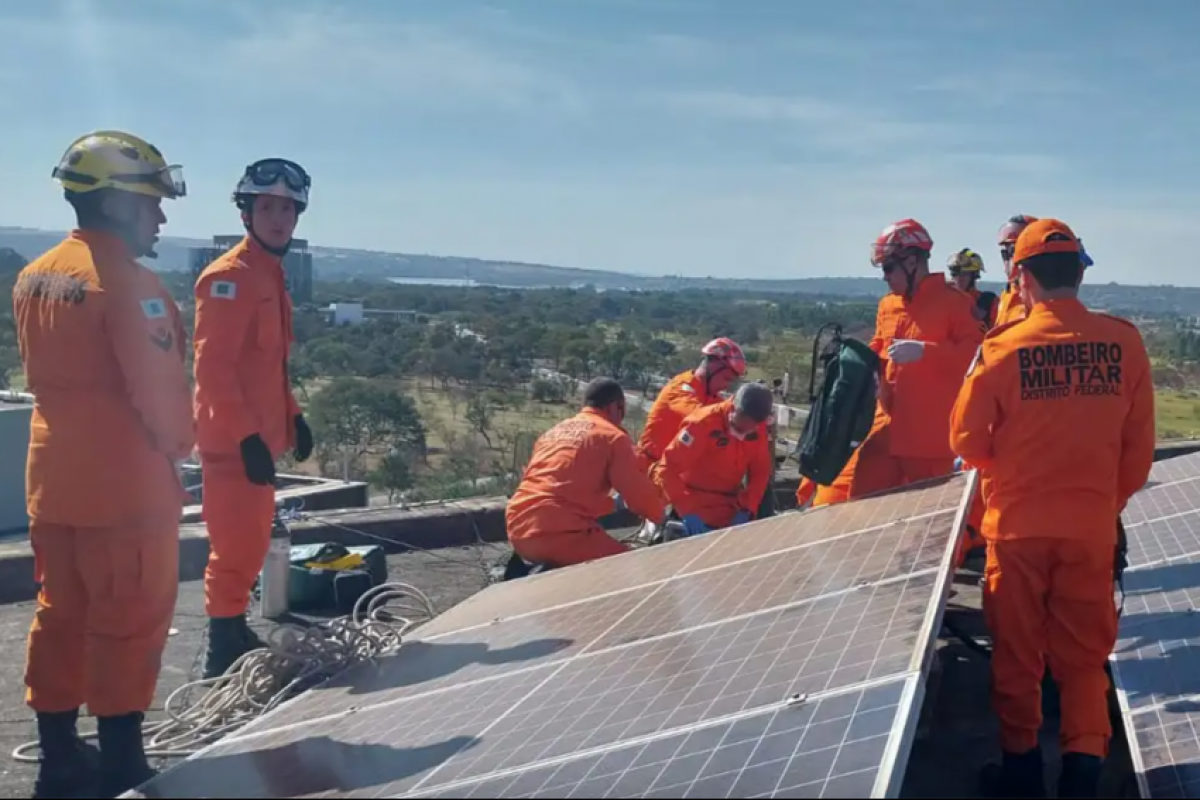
953, 457, 965, 472
681, 515, 711, 537
731, 510, 752, 527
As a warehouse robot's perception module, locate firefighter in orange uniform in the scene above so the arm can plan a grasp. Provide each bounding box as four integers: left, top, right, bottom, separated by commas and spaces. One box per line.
654, 383, 775, 535
192, 159, 314, 679
947, 248, 998, 329
15, 131, 192, 798
994, 215, 1039, 327
950, 219, 1154, 798
636, 338, 747, 472
507, 378, 666, 567
846, 219, 983, 499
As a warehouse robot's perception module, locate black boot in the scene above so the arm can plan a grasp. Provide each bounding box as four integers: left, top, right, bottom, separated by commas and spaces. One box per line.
33, 709, 99, 799
980, 746, 1046, 798
1058, 752, 1103, 798
97, 712, 155, 798
203, 616, 248, 679
237, 615, 268, 653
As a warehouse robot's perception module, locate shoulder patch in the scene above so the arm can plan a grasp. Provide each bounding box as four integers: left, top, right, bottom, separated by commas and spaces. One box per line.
140, 298, 168, 319
678, 429, 694, 447
209, 280, 238, 300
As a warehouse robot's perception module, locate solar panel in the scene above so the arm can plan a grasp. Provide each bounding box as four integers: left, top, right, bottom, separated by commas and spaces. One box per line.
129, 472, 974, 800
1109, 452, 1200, 799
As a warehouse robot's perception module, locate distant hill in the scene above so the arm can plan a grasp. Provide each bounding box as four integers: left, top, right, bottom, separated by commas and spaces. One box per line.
2, 225, 1199, 315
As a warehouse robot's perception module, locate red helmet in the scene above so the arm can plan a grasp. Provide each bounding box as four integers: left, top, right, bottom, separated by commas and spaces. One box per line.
701, 337, 747, 377
997, 214, 1038, 246
871, 219, 933, 267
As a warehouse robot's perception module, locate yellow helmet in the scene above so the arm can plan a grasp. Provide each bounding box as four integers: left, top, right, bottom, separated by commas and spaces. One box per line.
51, 130, 186, 200
947, 248, 984, 274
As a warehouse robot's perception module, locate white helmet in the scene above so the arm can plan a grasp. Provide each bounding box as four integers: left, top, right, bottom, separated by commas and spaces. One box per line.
232, 158, 310, 212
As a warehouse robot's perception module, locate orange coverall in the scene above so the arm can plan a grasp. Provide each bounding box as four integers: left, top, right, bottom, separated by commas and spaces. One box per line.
950, 298, 1155, 758
958, 282, 1030, 563
849, 274, 983, 498
636, 370, 720, 471
13, 229, 193, 716
193, 236, 302, 618
654, 400, 773, 529
506, 408, 665, 567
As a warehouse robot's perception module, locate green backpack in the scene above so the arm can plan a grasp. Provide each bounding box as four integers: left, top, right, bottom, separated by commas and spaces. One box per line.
795, 324, 881, 485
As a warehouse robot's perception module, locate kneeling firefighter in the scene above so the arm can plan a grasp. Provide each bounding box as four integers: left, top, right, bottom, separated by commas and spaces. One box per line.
635, 337, 746, 472
653, 383, 775, 535
193, 159, 315, 679
17, 131, 193, 798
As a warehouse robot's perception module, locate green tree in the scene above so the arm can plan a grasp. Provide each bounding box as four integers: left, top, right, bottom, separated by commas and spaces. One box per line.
307, 378, 427, 479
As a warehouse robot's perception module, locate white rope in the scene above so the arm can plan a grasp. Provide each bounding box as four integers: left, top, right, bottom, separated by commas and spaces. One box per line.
12, 581, 438, 763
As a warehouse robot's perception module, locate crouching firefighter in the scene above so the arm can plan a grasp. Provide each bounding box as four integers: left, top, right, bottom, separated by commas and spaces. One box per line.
193, 159, 315, 679
17, 131, 194, 798
950, 219, 1155, 798
654, 383, 775, 536
506, 378, 667, 568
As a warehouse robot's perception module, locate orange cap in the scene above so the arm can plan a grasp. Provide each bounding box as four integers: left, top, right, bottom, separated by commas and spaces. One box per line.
1012, 218, 1081, 265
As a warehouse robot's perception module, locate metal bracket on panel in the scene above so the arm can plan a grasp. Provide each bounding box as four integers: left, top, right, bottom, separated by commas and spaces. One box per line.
785, 692, 809, 707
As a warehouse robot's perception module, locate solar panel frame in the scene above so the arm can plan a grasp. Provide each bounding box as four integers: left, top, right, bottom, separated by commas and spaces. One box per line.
131, 471, 976, 799
1109, 452, 1200, 800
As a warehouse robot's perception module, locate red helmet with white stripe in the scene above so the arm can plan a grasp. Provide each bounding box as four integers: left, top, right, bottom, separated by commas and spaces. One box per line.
871, 219, 933, 268
701, 337, 747, 377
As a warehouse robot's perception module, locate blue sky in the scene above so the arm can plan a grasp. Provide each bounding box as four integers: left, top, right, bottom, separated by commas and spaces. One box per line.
2, 1, 1198, 284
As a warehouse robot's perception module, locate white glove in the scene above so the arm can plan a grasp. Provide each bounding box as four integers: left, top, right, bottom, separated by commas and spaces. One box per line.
888, 339, 926, 365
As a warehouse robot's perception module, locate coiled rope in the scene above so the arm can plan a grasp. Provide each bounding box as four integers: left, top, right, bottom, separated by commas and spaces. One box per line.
13, 581, 438, 763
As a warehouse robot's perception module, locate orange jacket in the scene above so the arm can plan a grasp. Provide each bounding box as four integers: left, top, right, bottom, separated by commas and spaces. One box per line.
193, 237, 302, 458
870, 273, 983, 460
506, 408, 665, 541
637, 370, 720, 463
994, 284, 1026, 327
12, 230, 193, 526
950, 298, 1155, 543
653, 400, 772, 527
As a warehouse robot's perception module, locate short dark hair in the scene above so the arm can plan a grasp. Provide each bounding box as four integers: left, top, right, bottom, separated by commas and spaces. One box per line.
1020, 251, 1083, 291
64, 189, 109, 229
584, 377, 625, 409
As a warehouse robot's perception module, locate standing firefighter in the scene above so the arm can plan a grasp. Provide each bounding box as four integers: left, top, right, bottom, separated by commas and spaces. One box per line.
947, 248, 998, 329
193, 159, 314, 678
951, 219, 1155, 798
14, 131, 193, 798
636, 337, 746, 472
846, 218, 983, 498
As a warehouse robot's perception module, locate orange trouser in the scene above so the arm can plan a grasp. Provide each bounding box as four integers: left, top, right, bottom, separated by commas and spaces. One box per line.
201, 454, 276, 618
25, 517, 179, 716
983, 537, 1118, 758
512, 527, 630, 569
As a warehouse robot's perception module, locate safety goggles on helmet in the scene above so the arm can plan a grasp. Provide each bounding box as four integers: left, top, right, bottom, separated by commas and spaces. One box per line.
234, 158, 311, 206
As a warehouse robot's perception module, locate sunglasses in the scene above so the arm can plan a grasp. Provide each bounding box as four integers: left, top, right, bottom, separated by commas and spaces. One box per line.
999, 243, 1016, 261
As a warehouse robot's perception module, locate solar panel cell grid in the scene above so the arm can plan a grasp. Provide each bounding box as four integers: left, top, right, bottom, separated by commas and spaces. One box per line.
253, 585, 648, 731
605, 510, 955, 647
412, 677, 912, 800
1128, 706, 1200, 800
413, 535, 720, 640
423, 574, 939, 787
687, 475, 966, 572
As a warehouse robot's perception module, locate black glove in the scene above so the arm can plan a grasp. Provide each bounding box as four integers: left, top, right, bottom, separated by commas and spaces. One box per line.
294, 414, 313, 462
239, 434, 276, 486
